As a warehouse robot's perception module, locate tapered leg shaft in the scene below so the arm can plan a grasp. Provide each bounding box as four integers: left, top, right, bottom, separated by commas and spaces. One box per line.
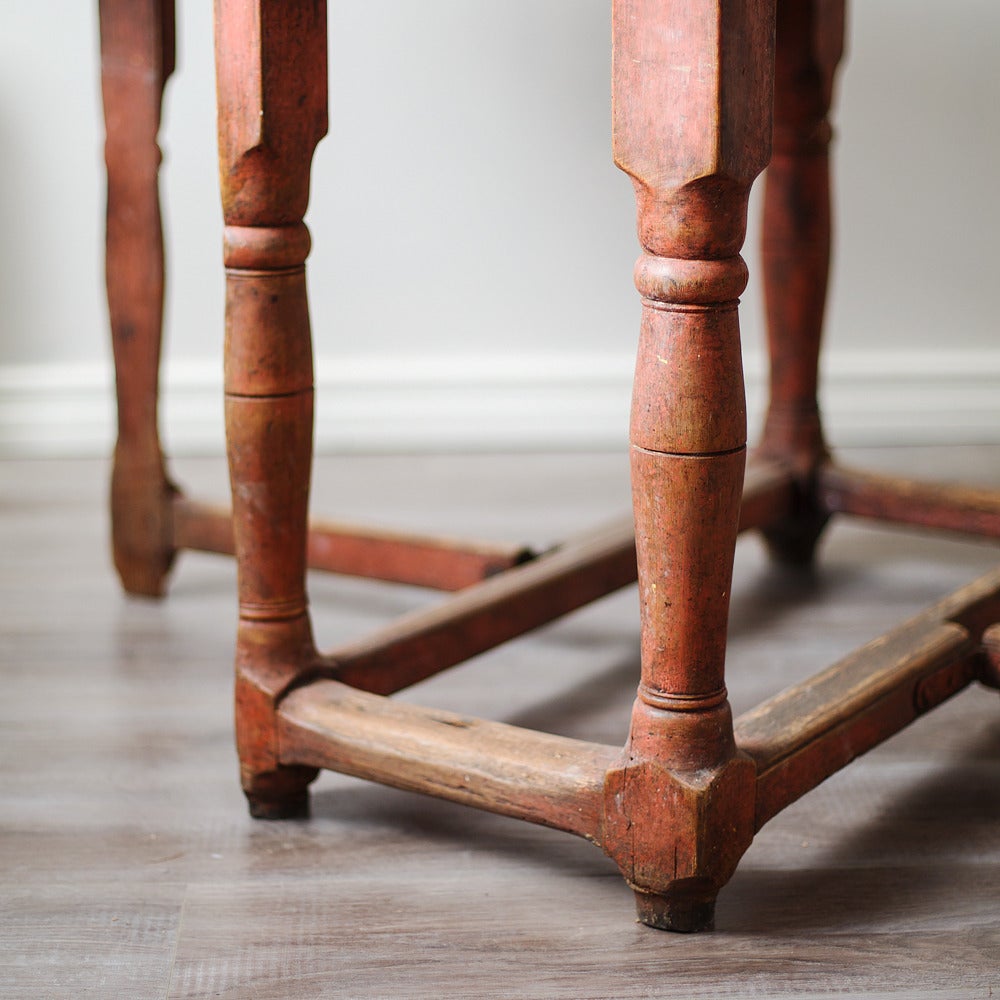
759, 0, 846, 564
214, 0, 329, 817
602, 0, 776, 931
99, 0, 178, 596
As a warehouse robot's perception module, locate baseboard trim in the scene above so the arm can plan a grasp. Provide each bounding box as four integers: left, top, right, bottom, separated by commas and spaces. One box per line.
1, 351, 998, 458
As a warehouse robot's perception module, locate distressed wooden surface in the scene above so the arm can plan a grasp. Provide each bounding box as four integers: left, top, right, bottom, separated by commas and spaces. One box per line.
3, 451, 999, 996
758, 0, 844, 473
325, 515, 638, 695
279, 679, 619, 837
215, 0, 329, 819
171, 497, 533, 591
99, 0, 178, 597
756, 0, 845, 565
609, 0, 774, 929
97, 0, 1000, 951
738, 617, 981, 828
819, 463, 1000, 539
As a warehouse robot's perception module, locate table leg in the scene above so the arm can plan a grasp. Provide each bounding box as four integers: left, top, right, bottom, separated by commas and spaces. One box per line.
603, 0, 775, 931
758, 0, 846, 563
214, 0, 328, 818
99, 0, 177, 596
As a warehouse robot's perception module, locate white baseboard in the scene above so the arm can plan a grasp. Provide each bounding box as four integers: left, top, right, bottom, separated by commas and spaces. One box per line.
1, 350, 999, 458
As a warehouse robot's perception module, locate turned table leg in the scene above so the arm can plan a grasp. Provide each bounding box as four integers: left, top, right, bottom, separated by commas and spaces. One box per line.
758, 0, 846, 564
214, 0, 329, 818
602, 0, 775, 931
99, 0, 177, 596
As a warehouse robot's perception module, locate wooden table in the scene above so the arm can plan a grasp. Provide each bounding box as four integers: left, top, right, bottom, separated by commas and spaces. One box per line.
98, 0, 1000, 931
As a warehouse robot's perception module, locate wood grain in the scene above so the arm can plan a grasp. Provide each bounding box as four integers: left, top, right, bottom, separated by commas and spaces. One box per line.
279, 680, 619, 838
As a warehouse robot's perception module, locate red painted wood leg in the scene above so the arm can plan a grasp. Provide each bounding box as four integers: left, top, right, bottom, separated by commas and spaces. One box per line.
215, 0, 329, 818
603, 0, 775, 930
99, 0, 178, 596
758, 0, 846, 565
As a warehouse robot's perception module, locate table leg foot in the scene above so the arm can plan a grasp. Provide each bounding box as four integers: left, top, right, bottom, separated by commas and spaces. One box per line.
243, 766, 318, 820
761, 509, 830, 568
633, 882, 717, 933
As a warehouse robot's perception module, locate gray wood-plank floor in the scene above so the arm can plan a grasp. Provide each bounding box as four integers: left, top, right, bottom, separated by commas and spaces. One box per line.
2, 449, 999, 999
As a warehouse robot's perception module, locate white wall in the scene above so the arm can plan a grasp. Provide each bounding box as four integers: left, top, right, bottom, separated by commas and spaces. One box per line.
1, 1, 999, 455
